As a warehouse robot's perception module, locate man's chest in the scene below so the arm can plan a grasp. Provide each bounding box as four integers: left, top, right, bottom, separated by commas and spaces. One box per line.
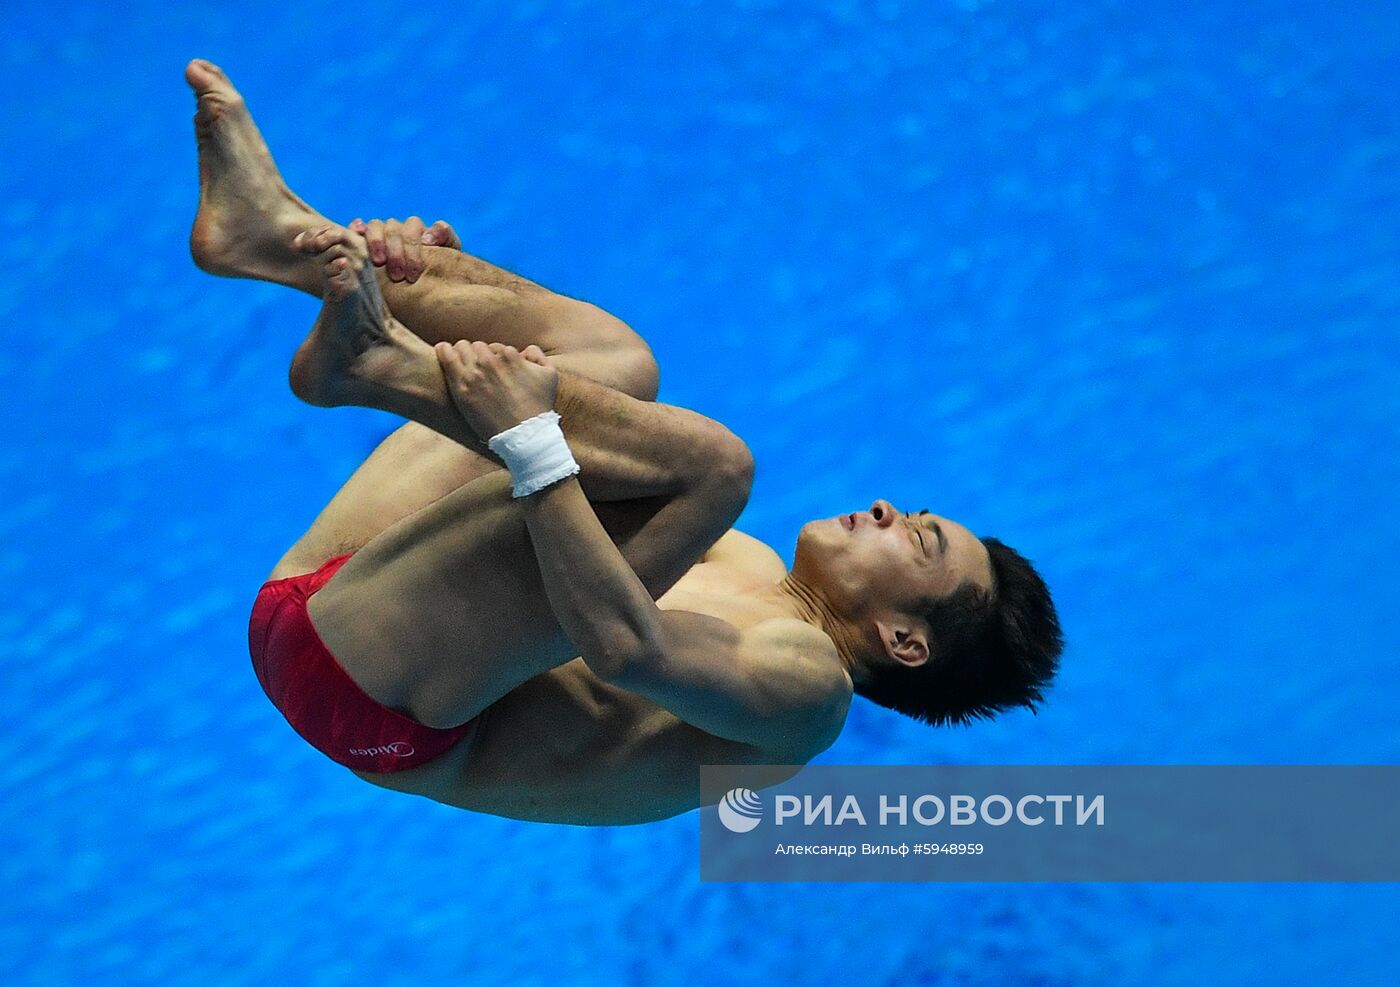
657, 565, 778, 629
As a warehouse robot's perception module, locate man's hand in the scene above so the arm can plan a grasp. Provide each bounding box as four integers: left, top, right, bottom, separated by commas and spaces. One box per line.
435, 340, 559, 441
349, 216, 461, 284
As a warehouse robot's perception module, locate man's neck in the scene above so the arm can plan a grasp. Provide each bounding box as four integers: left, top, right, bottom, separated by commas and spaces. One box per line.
761, 575, 867, 683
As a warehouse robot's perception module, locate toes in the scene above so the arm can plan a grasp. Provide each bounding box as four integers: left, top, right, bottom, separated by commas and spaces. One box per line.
292, 229, 332, 254
185, 60, 240, 104
324, 257, 360, 298
313, 227, 348, 252
185, 59, 218, 91
323, 254, 350, 284
291, 229, 320, 254
294, 226, 359, 255
187, 59, 226, 81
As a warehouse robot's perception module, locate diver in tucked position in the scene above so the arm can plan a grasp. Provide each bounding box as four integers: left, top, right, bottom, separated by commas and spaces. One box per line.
187, 59, 1063, 824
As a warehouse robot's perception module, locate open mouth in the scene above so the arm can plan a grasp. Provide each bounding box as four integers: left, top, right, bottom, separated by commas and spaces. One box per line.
842, 513, 856, 531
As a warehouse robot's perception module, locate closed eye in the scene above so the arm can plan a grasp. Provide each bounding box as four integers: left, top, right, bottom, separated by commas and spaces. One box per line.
905, 510, 927, 556
916, 508, 946, 555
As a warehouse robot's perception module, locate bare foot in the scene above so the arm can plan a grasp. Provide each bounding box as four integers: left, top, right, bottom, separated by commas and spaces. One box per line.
186, 59, 323, 285
288, 226, 422, 407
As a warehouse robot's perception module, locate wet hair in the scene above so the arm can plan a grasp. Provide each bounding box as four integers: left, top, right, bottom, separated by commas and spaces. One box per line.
854, 537, 1063, 727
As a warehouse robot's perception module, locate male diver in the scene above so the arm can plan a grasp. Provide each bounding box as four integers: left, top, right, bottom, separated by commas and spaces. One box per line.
187, 60, 1063, 824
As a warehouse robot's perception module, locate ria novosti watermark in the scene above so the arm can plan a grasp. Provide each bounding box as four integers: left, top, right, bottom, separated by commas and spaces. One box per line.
720, 789, 1104, 832
700, 765, 1400, 882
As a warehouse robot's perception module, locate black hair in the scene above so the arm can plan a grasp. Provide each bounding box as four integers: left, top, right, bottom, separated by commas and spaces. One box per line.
854, 537, 1063, 726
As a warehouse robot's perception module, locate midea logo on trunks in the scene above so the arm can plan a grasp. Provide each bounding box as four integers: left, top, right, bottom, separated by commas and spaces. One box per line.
348, 742, 415, 758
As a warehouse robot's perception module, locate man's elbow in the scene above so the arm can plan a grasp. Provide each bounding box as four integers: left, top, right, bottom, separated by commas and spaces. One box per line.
774, 688, 850, 762
588, 646, 661, 691
697, 428, 755, 518
724, 436, 756, 496
584, 628, 666, 688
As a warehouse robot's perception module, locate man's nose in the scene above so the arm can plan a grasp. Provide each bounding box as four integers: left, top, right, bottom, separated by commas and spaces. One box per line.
870, 499, 897, 527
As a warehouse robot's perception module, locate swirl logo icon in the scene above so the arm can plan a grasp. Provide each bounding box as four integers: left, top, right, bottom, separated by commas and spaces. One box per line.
717, 788, 764, 833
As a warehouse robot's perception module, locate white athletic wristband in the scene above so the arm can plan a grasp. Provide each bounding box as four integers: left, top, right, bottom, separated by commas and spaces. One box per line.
487, 410, 581, 498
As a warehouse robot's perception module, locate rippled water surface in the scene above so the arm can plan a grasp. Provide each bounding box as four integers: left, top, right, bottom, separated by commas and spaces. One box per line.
2, 2, 1397, 984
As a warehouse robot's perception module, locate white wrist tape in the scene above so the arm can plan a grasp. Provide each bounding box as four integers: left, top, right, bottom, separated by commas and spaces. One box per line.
487, 410, 581, 498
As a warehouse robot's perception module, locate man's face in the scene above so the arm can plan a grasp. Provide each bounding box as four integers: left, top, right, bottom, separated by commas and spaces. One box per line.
791, 499, 993, 622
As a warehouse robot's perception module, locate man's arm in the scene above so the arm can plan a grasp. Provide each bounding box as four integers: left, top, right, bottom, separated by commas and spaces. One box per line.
522, 476, 849, 758
419, 335, 752, 600
620, 611, 852, 758
434, 340, 846, 757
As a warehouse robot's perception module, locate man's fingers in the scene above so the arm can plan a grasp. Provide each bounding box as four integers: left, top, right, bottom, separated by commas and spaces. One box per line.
400, 216, 427, 282
436, 340, 485, 391
364, 219, 387, 266
384, 218, 406, 281
457, 340, 483, 365
424, 220, 461, 250
521, 344, 550, 366
353, 215, 455, 273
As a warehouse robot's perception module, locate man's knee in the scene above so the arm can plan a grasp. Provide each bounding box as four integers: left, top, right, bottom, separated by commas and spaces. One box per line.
537, 295, 660, 401
559, 339, 660, 402
577, 301, 659, 401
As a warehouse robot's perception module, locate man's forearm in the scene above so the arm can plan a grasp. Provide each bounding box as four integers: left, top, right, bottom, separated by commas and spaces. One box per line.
530, 396, 754, 606
520, 475, 671, 679
550, 369, 732, 502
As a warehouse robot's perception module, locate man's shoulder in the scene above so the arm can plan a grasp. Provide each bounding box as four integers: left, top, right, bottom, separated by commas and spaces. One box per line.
747, 615, 838, 656
746, 618, 852, 759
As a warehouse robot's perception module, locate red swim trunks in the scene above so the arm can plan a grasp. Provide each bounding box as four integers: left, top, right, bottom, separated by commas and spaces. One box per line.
248, 553, 477, 773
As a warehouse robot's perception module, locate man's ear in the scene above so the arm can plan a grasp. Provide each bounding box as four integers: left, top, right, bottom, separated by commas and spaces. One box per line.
874, 618, 930, 669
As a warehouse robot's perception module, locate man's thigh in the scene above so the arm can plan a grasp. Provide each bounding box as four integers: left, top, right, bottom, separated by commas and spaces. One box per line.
305, 469, 691, 730
270, 421, 491, 578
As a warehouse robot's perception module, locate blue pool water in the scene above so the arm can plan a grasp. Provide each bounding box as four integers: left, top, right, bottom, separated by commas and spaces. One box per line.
3, 2, 1398, 983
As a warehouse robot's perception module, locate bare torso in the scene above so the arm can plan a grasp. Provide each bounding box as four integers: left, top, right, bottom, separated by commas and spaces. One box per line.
266, 422, 828, 825
351, 529, 808, 825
